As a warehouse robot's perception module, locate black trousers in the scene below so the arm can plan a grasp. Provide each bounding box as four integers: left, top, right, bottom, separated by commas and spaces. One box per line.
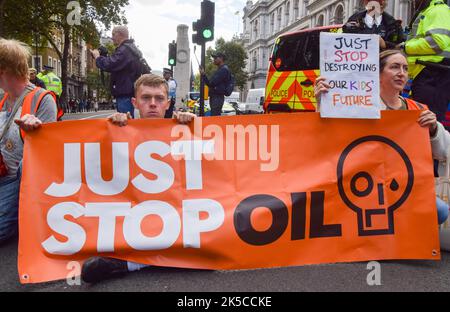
210, 95, 224, 116
412, 59, 450, 124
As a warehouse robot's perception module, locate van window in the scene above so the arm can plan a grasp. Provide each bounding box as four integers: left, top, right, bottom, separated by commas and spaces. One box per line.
271, 29, 325, 72
271, 35, 301, 71
298, 31, 320, 70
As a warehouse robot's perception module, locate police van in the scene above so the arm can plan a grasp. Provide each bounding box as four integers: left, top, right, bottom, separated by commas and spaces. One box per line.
264, 25, 342, 113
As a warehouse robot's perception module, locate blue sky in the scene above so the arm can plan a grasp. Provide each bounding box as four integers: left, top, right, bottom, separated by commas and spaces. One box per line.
120, 0, 246, 72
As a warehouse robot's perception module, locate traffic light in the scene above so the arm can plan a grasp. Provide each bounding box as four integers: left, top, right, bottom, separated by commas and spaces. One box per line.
192, 19, 203, 45
168, 42, 177, 66
192, 0, 215, 45
200, 0, 215, 42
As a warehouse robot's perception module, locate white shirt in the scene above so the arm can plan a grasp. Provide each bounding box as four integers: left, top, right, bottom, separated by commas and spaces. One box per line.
364, 14, 383, 28
168, 79, 177, 99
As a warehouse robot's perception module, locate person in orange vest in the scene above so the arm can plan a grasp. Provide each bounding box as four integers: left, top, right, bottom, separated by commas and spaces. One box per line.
0, 39, 57, 245
314, 49, 449, 225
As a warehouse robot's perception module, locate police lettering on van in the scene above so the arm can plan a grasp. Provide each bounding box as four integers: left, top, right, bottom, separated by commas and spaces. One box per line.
264, 25, 342, 113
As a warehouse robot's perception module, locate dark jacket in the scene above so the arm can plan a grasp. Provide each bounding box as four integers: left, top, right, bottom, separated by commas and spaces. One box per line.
203, 65, 231, 96
343, 11, 405, 49
96, 39, 142, 98
30, 78, 46, 90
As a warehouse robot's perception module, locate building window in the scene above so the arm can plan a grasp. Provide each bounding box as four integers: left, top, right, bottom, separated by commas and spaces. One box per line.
294, 0, 299, 20
334, 4, 345, 24
285, 1, 290, 27
316, 14, 324, 27
253, 19, 259, 39
58, 61, 61, 77
270, 12, 275, 34
32, 56, 42, 71
302, 0, 308, 17
252, 51, 258, 72
48, 56, 52, 67
277, 7, 282, 31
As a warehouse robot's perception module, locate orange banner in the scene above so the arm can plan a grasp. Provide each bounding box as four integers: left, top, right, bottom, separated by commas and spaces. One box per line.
18, 111, 440, 284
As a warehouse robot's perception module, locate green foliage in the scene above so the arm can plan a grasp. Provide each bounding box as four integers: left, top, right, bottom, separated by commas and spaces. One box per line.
1, 0, 128, 48
193, 73, 201, 91
86, 70, 111, 101
205, 37, 248, 90
0, 0, 128, 104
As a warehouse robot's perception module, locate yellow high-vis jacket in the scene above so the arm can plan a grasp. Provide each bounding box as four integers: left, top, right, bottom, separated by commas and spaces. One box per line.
37, 71, 62, 97
405, 0, 450, 79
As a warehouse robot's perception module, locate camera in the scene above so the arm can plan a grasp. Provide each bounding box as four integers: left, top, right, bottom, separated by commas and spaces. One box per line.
343, 21, 362, 33
98, 46, 108, 57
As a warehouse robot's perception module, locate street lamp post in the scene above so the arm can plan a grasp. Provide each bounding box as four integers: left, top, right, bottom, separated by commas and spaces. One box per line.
34, 32, 40, 72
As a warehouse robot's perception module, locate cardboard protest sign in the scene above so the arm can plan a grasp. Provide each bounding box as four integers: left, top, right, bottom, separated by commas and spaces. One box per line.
18, 112, 439, 284
320, 33, 380, 119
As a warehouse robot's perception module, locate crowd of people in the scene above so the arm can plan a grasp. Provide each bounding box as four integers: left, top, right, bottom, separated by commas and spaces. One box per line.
67, 98, 100, 114
0, 0, 448, 285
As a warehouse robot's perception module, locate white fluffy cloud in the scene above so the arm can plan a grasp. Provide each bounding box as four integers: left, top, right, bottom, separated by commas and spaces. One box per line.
122, 0, 246, 72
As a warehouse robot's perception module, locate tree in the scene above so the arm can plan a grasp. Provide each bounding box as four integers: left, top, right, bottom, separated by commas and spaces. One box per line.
205, 37, 248, 91
0, 0, 128, 108
86, 70, 111, 102
193, 73, 201, 91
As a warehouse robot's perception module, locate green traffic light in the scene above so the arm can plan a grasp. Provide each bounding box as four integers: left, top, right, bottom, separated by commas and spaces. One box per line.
169, 59, 175, 65
203, 29, 212, 39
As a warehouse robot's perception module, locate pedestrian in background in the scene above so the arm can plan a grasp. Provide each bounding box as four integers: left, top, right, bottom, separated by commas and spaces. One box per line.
163, 68, 177, 118
200, 52, 232, 116
37, 65, 62, 100
91, 26, 146, 119
398, 0, 450, 125
28, 68, 46, 89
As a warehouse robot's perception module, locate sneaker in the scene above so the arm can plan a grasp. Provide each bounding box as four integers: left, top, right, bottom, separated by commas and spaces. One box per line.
81, 257, 128, 283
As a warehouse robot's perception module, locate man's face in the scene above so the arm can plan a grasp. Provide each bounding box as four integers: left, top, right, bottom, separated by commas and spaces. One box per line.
132, 84, 170, 119
29, 72, 36, 80
213, 56, 222, 66
112, 31, 121, 46
163, 72, 170, 80
365, 0, 385, 13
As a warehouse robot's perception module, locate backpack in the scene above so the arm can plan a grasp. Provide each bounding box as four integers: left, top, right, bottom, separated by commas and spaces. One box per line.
123, 42, 152, 78
224, 67, 235, 97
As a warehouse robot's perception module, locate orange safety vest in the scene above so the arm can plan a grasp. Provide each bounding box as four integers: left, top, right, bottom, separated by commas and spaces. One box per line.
0, 87, 61, 139
404, 97, 428, 110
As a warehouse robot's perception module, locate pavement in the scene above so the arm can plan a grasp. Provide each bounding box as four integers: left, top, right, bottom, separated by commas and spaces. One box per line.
1, 235, 449, 292
62, 110, 116, 121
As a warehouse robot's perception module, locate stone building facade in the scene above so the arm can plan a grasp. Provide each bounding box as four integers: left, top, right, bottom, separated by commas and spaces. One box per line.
242, 0, 414, 90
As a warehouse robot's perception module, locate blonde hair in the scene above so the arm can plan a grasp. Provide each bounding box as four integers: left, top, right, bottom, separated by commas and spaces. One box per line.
0, 39, 31, 81
134, 74, 169, 97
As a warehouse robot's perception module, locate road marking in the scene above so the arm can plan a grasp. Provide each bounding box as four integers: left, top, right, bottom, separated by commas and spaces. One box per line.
79, 112, 114, 120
